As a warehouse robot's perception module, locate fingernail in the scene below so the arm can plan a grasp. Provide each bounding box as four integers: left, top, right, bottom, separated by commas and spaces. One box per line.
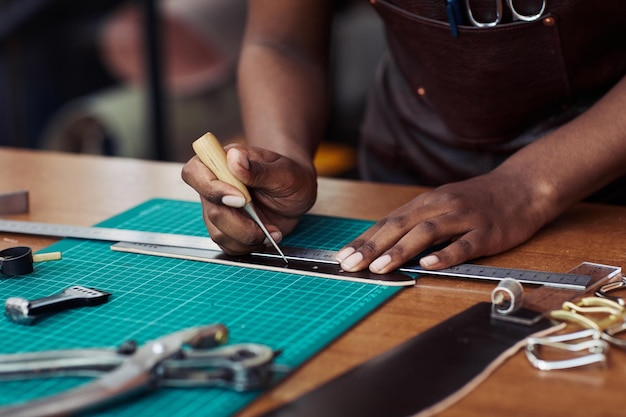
270, 231, 282, 243
420, 254, 440, 268
222, 195, 246, 208
228, 148, 249, 170
336, 247, 355, 263
341, 252, 363, 271
263, 231, 283, 246
370, 254, 391, 274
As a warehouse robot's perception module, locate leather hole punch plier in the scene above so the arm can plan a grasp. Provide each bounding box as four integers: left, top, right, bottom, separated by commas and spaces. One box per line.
0, 324, 280, 417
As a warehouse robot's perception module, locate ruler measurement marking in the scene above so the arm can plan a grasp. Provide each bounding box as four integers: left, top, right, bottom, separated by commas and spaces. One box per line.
0, 220, 221, 251
0, 219, 592, 289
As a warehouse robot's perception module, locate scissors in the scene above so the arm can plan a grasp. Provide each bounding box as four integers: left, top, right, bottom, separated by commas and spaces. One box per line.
465, 0, 547, 27
0, 324, 281, 416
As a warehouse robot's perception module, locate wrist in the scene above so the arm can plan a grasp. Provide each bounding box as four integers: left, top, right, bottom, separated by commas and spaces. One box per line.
489, 164, 563, 227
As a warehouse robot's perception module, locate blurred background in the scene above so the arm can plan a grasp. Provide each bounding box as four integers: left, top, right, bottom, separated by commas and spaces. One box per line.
0, 0, 385, 177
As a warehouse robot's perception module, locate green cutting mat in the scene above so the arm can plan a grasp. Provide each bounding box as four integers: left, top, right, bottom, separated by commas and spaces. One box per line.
0, 199, 404, 416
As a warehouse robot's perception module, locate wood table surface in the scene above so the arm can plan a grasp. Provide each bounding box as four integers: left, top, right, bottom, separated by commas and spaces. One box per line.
1, 147, 625, 417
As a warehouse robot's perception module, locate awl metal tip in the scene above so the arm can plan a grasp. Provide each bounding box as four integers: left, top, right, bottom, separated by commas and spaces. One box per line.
274, 245, 289, 265
264, 234, 289, 265
261, 223, 288, 264
243, 205, 288, 264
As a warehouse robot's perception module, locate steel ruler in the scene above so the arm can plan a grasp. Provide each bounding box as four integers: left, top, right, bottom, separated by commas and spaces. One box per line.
492, 262, 622, 326
1, 219, 593, 289
0, 219, 221, 251
0, 219, 412, 286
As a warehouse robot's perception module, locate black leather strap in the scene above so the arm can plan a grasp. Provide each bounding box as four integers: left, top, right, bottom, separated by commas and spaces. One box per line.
262, 302, 552, 417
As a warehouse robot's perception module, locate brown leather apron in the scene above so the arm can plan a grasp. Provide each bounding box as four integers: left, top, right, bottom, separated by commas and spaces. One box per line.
361, 0, 626, 201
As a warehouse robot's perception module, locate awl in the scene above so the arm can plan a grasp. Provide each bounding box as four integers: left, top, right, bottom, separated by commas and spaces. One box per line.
192, 132, 288, 264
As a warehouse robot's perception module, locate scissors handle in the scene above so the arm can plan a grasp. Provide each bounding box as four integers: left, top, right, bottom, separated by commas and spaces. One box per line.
465, 0, 503, 27
507, 0, 546, 22
465, 0, 546, 27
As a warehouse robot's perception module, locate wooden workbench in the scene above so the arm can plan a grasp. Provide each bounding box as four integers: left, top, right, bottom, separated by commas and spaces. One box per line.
1, 147, 625, 417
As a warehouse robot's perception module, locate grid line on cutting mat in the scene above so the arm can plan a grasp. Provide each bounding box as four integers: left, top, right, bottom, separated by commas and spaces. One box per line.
0, 199, 403, 417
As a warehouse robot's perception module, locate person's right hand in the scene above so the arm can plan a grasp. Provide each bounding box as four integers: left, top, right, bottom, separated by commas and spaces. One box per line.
181, 143, 317, 255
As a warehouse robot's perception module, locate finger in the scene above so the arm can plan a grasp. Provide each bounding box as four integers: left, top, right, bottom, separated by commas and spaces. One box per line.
201, 199, 273, 255
227, 146, 306, 197
367, 212, 476, 273
226, 146, 278, 190
335, 222, 421, 273
226, 146, 317, 218
339, 212, 467, 273
182, 156, 247, 207
334, 218, 399, 272
419, 230, 484, 270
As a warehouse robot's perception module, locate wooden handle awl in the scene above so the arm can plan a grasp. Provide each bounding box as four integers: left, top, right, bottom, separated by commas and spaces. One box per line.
192, 132, 252, 204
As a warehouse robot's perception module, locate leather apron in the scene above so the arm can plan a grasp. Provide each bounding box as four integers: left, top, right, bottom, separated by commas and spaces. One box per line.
361, 0, 626, 200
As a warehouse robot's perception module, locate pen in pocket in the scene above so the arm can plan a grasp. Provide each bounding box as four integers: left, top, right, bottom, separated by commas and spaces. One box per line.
446, 0, 466, 37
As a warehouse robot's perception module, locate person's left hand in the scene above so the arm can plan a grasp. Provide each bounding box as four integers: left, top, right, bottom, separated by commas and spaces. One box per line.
335, 170, 552, 274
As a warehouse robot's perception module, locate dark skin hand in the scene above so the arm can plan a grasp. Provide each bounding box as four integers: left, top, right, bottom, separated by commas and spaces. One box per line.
335, 170, 548, 274
336, 76, 626, 274
181, 144, 317, 255
183, 0, 626, 274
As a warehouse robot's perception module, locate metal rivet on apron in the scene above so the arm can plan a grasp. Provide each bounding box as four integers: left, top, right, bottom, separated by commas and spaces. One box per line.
543, 17, 555, 26
416, 87, 426, 96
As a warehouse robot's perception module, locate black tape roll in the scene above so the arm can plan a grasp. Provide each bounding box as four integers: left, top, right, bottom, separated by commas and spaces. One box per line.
0, 246, 34, 276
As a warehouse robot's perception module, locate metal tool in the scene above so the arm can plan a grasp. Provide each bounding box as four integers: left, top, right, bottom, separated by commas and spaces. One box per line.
0, 324, 279, 417
490, 262, 621, 326
111, 241, 596, 289
549, 297, 626, 332
112, 242, 415, 286
465, 0, 546, 27
596, 277, 626, 306
525, 329, 609, 371
192, 132, 288, 264
484, 263, 626, 371
0, 219, 413, 286
0, 219, 222, 251
405, 262, 592, 290
5, 285, 111, 325
520, 265, 625, 371
525, 296, 626, 370
0, 218, 597, 289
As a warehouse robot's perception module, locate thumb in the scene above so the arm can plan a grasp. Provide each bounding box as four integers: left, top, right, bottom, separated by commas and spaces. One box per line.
226, 146, 251, 177
226, 145, 283, 190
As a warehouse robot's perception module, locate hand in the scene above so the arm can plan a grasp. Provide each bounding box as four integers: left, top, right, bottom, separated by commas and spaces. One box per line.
335, 171, 553, 274
181, 144, 317, 255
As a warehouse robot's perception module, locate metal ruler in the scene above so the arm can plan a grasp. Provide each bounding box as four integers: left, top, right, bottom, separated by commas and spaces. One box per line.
0, 219, 220, 251
0, 219, 412, 286
1, 219, 593, 289
111, 242, 414, 287
400, 263, 592, 290
492, 262, 622, 326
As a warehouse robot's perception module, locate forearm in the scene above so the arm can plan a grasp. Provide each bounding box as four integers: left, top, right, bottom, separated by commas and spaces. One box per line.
238, 1, 333, 168
494, 75, 626, 221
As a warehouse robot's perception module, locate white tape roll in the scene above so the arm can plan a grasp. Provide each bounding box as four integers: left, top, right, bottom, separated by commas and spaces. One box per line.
491, 278, 524, 315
